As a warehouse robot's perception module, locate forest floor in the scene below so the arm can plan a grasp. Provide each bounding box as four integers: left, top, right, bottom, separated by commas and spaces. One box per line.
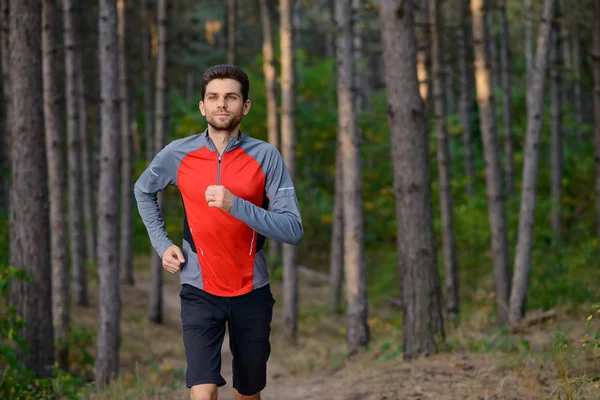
76, 257, 600, 400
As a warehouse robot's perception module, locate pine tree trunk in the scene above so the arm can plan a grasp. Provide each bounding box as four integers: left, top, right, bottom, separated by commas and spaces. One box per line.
487, 9, 499, 92
141, 0, 153, 163
259, 0, 281, 267
280, 0, 299, 345
76, 44, 96, 265
572, 24, 584, 134
471, 0, 511, 325
149, 0, 168, 324
525, 0, 533, 101
378, 0, 445, 359
9, 0, 55, 376
593, 0, 600, 256
352, 0, 367, 113
498, 0, 513, 198
64, 0, 87, 307
95, 0, 122, 387
0, 0, 10, 210
227, 0, 236, 65
43, 0, 69, 370
429, 0, 459, 320
550, 8, 562, 241
509, 0, 556, 325
119, 0, 134, 285
416, 0, 429, 103
457, 0, 474, 196
335, 0, 369, 355
329, 142, 344, 314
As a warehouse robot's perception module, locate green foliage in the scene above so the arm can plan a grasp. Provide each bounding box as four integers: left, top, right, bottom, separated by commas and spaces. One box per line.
0, 264, 87, 399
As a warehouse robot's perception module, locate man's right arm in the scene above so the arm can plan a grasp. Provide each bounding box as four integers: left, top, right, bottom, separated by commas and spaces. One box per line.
133, 144, 178, 257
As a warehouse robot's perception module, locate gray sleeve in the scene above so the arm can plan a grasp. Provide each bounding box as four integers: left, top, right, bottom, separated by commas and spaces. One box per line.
230, 147, 303, 245
133, 144, 178, 257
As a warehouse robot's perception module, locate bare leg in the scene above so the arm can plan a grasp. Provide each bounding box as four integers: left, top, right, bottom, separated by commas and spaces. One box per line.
191, 383, 218, 400
233, 388, 261, 400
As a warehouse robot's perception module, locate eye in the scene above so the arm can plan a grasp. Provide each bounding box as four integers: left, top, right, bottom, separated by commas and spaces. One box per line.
227, 95, 236, 100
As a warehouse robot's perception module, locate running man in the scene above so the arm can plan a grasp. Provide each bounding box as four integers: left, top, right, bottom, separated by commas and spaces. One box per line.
134, 64, 303, 400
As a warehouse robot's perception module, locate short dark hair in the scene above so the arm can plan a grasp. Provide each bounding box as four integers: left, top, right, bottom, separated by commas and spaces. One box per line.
200, 64, 250, 102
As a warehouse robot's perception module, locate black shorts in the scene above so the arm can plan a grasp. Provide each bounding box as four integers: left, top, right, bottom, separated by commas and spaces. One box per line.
179, 283, 275, 396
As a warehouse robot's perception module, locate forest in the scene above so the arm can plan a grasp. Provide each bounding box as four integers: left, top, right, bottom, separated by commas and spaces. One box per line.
1, 0, 600, 399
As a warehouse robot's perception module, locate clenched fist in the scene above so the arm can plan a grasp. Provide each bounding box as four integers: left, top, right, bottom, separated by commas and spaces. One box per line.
162, 244, 185, 274
205, 185, 234, 213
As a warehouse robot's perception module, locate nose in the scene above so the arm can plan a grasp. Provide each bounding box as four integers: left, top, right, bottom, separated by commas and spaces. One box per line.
217, 97, 227, 108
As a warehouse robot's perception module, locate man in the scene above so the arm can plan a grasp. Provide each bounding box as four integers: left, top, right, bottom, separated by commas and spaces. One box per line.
134, 64, 303, 400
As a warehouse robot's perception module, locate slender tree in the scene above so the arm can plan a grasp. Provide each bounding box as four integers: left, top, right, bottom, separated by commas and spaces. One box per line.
457, 0, 474, 195
429, 0, 458, 319
149, 0, 168, 324
0, 0, 9, 210
471, 0, 511, 325
9, 0, 55, 376
572, 23, 583, 131
95, 0, 122, 387
280, 0, 299, 344
550, 5, 562, 241
335, 0, 369, 354
498, 0, 513, 197
119, 0, 134, 284
141, 0, 153, 163
416, 0, 429, 103
593, 0, 600, 256
509, 0, 557, 325
525, 0, 533, 102
64, 0, 87, 307
259, 0, 281, 267
329, 143, 344, 313
43, 0, 69, 370
378, 0, 445, 359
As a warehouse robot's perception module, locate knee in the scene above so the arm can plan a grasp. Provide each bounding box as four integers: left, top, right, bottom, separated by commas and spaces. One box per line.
234, 388, 261, 399
190, 384, 218, 400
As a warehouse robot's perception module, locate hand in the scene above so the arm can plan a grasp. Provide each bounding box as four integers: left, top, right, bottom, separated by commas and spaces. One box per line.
205, 185, 234, 213
162, 245, 185, 274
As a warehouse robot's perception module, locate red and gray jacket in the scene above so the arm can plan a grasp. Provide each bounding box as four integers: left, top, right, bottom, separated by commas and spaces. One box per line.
134, 130, 303, 297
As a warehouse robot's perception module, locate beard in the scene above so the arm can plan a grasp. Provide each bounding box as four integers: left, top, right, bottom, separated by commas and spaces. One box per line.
206, 112, 243, 133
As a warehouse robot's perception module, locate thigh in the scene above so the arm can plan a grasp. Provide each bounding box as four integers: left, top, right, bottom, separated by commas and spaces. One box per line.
180, 284, 227, 388
228, 284, 275, 396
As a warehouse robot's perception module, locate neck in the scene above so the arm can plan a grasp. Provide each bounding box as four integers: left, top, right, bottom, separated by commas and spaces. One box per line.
207, 126, 240, 145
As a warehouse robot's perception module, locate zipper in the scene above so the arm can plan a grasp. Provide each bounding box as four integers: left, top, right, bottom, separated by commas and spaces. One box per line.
249, 231, 256, 255
217, 155, 222, 185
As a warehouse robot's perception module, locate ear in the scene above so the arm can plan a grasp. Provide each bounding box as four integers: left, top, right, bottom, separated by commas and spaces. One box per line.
199, 101, 205, 116
243, 99, 251, 116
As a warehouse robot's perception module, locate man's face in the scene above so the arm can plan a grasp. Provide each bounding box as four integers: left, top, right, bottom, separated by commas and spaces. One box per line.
199, 78, 251, 133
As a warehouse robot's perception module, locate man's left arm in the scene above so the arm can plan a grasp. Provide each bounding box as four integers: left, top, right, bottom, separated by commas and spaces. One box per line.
228, 148, 303, 245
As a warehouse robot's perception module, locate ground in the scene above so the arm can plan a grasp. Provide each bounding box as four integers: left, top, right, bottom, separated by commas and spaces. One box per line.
75, 260, 600, 400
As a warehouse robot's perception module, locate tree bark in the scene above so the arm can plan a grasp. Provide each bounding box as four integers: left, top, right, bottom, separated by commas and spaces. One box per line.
429, 0, 458, 320
509, 0, 556, 325
259, 0, 281, 267
280, 0, 299, 345
335, 0, 369, 355
550, 6, 562, 241
378, 0, 445, 359
329, 142, 344, 314
471, 0, 511, 325
95, 0, 122, 387
149, 0, 168, 324
64, 0, 87, 307
141, 0, 153, 164
119, 0, 134, 285
227, 0, 236, 65
572, 23, 584, 134
9, 0, 55, 376
593, 0, 600, 257
498, 0, 513, 198
43, 0, 69, 371
0, 0, 10, 210
525, 0, 533, 102
457, 0, 474, 196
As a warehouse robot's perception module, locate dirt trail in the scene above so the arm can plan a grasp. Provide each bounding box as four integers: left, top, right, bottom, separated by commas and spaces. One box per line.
135, 274, 298, 400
